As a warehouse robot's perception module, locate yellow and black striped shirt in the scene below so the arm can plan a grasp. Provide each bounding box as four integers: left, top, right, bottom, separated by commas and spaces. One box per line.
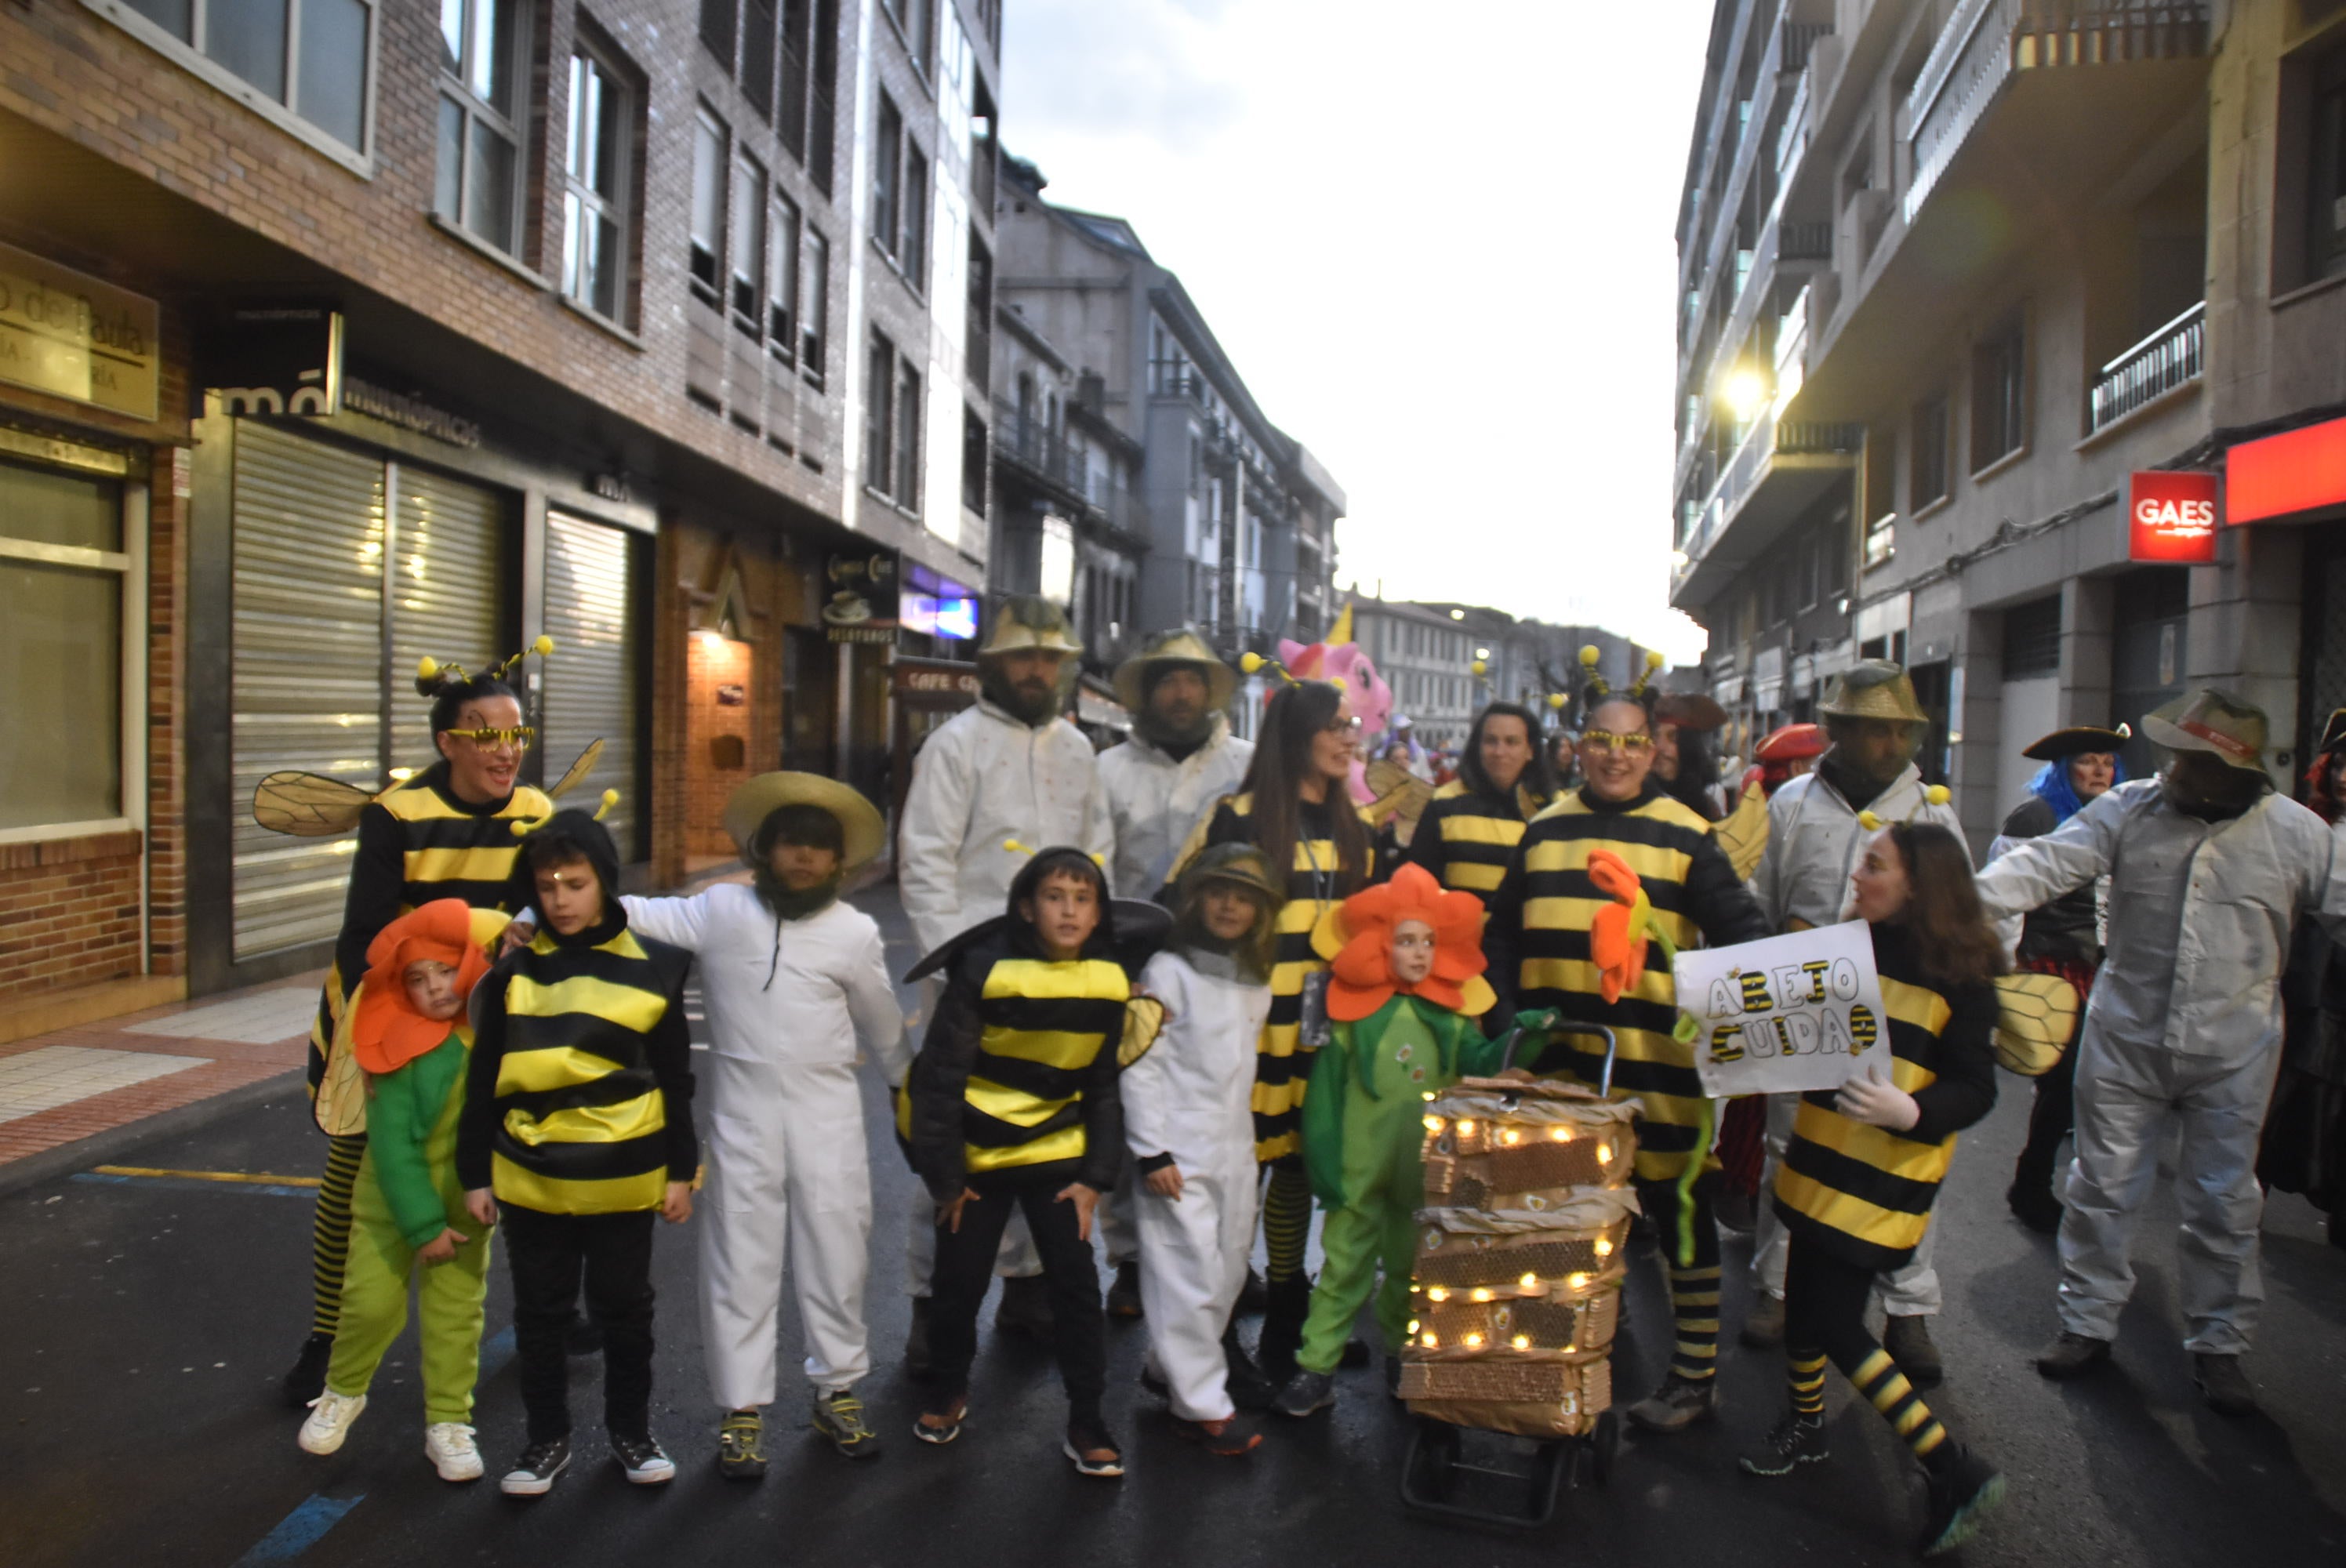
310, 763, 554, 1091
1773, 921, 1999, 1271
1484, 784, 1769, 1183
905, 938, 1129, 1197
456, 917, 698, 1215
1404, 779, 1551, 895
1170, 792, 1375, 1162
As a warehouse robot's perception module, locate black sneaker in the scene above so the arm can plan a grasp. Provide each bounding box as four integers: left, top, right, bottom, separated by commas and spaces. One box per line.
500, 1436, 572, 1497
717, 1410, 766, 1480
1106, 1261, 1143, 1319
1273, 1369, 1335, 1418
1918, 1445, 2006, 1557
280, 1332, 333, 1409
612, 1432, 676, 1485
1064, 1418, 1124, 1477
1737, 1413, 1830, 1476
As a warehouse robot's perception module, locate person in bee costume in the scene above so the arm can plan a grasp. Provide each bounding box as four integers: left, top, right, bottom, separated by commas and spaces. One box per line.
1742, 662, 1965, 1389
258, 641, 594, 1407
1482, 647, 1771, 1436
1400, 701, 1557, 897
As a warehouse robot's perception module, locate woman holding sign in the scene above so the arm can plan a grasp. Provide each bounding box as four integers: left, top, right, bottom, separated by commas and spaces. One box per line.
1482, 648, 1769, 1436
1738, 822, 2005, 1559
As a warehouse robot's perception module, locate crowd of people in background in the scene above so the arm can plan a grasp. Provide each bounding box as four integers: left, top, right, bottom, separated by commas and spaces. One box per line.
260, 598, 2346, 1562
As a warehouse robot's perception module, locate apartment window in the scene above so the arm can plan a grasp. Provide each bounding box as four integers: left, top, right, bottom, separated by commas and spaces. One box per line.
866, 331, 896, 498
895, 361, 923, 508
689, 110, 727, 305
963, 405, 989, 514
882, 0, 932, 74
1911, 391, 1951, 511
768, 194, 801, 361
779, 0, 812, 158
437, 0, 528, 255
801, 228, 830, 385
729, 154, 767, 337
562, 44, 634, 325
103, 0, 374, 156
0, 456, 130, 833
741, 0, 777, 118
1970, 314, 2026, 470
699, 0, 735, 64
901, 146, 930, 289
2311, 46, 2346, 282
873, 94, 903, 263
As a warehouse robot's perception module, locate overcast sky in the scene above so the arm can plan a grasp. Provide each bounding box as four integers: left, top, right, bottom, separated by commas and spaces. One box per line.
999, 0, 1717, 663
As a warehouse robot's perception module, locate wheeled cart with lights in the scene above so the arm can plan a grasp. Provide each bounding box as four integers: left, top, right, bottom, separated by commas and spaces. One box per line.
1397, 1024, 1636, 1528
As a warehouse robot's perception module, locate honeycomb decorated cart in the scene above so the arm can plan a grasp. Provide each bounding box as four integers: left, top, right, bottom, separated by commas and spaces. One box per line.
1397, 1024, 1638, 1527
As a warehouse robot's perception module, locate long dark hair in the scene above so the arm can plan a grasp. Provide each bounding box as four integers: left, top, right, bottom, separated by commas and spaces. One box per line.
1661, 725, 1723, 821
1238, 681, 1370, 895
1458, 702, 1556, 804
1006, 847, 1117, 958
1883, 822, 2005, 989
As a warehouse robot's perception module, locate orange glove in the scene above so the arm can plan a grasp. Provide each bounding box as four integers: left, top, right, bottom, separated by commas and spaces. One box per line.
1586, 848, 1651, 1006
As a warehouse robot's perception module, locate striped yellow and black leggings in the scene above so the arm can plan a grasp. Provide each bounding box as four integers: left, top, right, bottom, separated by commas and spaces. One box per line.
1261, 1154, 1313, 1283
1636, 1169, 1723, 1383
307, 1134, 366, 1338
1784, 1235, 1952, 1461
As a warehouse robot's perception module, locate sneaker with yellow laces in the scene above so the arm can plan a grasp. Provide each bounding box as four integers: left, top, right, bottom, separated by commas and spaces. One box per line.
813, 1388, 883, 1460
717, 1410, 767, 1480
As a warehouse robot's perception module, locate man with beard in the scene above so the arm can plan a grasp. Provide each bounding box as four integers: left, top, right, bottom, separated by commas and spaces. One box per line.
620, 774, 908, 1475
897, 597, 1115, 1359
1976, 690, 2346, 1417
1744, 662, 1964, 1388
1095, 629, 1253, 1315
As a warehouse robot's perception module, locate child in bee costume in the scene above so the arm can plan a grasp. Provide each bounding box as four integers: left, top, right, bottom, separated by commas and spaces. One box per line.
1123, 844, 1284, 1454
1273, 863, 1523, 1418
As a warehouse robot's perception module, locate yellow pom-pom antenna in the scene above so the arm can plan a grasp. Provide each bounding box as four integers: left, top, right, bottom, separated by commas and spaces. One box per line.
1644, 649, 1665, 671
1925, 784, 1951, 806
1003, 838, 1035, 857
1547, 692, 1568, 711
1578, 645, 1600, 669
533, 634, 556, 656
1858, 811, 1883, 830
592, 789, 620, 822
417, 655, 441, 682
1470, 659, 1487, 677
1239, 652, 1266, 673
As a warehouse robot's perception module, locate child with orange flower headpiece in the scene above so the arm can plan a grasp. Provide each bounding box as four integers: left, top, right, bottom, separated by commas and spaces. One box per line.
1271, 864, 1553, 1418
297, 897, 505, 1483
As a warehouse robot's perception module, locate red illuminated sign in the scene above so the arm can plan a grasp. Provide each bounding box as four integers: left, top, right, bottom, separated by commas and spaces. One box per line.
2228, 416, 2346, 524
2126, 470, 2220, 563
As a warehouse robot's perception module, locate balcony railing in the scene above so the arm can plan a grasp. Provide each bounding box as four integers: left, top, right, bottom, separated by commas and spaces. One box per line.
993, 400, 1149, 543
2088, 301, 2203, 432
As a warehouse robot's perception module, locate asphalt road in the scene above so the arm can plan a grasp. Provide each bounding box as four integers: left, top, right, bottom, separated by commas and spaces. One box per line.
4, 887, 2344, 1566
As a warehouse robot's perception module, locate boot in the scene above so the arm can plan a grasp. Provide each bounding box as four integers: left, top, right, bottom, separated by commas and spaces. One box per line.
2005, 1178, 2063, 1236
1222, 1325, 1277, 1412
1883, 1313, 1944, 1390
281, 1332, 333, 1409
1739, 1291, 1786, 1348
995, 1273, 1057, 1344
1255, 1274, 1311, 1385
1237, 1266, 1269, 1315
1917, 1443, 2006, 1557
2033, 1331, 2111, 1380
2194, 1353, 2258, 1417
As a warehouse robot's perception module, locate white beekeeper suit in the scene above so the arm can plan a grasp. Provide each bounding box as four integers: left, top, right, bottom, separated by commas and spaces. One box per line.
1098, 719, 1254, 898
1749, 758, 1965, 1315
621, 885, 908, 1409
1124, 946, 1272, 1421
897, 689, 1113, 1294
1973, 776, 2346, 1353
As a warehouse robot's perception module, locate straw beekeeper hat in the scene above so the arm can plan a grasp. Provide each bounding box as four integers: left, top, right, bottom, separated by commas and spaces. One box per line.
979, 595, 1083, 658
2142, 689, 2272, 773
721, 772, 887, 869
1818, 660, 1928, 724
1177, 841, 1284, 904
1114, 627, 1237, 711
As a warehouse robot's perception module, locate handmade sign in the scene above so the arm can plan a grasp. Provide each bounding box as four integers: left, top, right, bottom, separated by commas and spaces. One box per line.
1672, 920, 1890, 1098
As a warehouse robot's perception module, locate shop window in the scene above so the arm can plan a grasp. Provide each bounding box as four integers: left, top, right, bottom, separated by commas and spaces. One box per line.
0, 457, 129, 834
690, 108, 728, 306
1970, 313, 2026, 471
95, 0, 374, 158
436, 0, 530, 256
1910, 390, 1951, 512
562, 40, 637, 327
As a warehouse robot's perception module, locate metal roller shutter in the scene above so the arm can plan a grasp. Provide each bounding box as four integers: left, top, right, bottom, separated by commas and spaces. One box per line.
230, 424, 387, 960
542, 513, 641, 859
387, 466, 507, 769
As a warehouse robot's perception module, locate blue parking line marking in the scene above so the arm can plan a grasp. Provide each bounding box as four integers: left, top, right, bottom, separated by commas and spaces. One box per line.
70, 1172, 313, 1198
232, 1491, 364, 1565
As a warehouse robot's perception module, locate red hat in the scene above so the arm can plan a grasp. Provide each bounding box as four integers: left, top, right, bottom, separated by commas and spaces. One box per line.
1326, 862, 1491, 1022
1755, 722, 1827, 763
353, 899, 491, 1074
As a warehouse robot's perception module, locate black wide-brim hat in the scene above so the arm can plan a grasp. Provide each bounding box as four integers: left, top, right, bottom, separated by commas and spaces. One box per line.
2021, 724, 2131, 760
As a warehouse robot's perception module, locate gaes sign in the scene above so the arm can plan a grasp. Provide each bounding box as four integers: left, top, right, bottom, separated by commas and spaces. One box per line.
2126, 470, 2220, 564
1671, 920, 1892, 1098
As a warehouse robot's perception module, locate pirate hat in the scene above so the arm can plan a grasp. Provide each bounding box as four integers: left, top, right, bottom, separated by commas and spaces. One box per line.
2021, 724, 2131, 761
2142, 688, 2272, 773
2319, 708, 2346, 757
1755, 722, 1827, 762
721, 771, 886, 870
1113, 627, 1237, 712
1818, 660, 1928, 724
1654, 691, 1728, 731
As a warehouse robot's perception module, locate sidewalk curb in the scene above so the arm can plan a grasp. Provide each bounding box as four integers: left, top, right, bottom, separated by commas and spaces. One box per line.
0, 1067, 309, 1200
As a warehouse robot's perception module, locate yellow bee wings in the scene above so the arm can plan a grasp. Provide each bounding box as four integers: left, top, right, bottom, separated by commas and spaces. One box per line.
1715, 779, 1770, 881
1992, 971, 2081, 1076
251, 739, 606, 837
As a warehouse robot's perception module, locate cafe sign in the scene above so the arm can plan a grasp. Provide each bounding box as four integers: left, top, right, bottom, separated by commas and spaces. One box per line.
0, 241, 161, 420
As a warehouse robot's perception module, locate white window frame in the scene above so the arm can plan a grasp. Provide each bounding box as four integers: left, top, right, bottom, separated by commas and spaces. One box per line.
561, 41, 635, 328
85, 0, 380, 176
437, 0, 533, 256
0, 437, 147, 848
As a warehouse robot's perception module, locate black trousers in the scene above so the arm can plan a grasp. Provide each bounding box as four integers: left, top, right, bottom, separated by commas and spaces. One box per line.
2011, 1043, 2079, 1196
503, 1205, 657, 1443
928, 1165, 1106, 1422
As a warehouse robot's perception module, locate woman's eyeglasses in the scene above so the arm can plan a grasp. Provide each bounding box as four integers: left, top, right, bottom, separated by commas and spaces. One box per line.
1322, 717, 1364, 737
446, 726, 536, 750
1580, 729, 1653, 755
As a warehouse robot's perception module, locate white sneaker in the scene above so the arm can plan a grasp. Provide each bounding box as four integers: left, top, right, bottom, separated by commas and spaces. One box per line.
425, 1421, 485, 1482
298, 1391, 368, 1455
